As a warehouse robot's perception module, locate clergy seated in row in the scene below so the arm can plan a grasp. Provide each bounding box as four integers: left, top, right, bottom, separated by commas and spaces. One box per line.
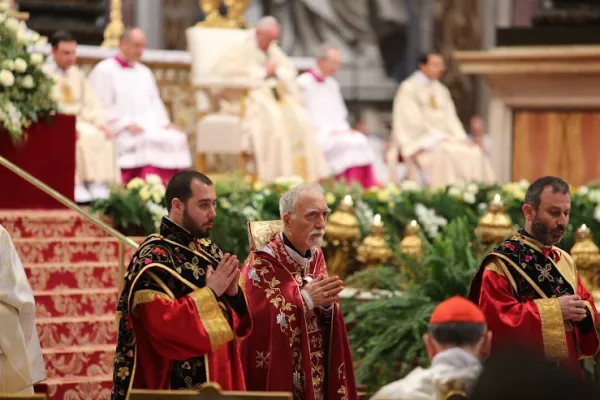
210, 16, 329, 184
45, 30, 120, 203
391, 53, 495, 188
370, 296, 490, 400
297, 45, 379, 188
88, 27, 192, 184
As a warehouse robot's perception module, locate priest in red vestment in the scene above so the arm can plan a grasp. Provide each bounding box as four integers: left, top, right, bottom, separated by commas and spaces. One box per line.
111, 171, 251, 400
240, 183, 357, 400
469, 176, 599, 377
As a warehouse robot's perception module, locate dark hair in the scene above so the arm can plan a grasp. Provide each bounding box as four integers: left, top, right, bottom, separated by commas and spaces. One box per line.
470, 347, 599, 400
50, 30, 76, 48
524, 176, 570, 210
445, 392, 468, 400
429, 322, 486, 347
165, 170, 213, 212
418, 52, 440, 66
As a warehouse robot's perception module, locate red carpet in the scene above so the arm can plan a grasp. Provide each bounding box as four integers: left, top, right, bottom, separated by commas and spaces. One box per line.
0, 210, 137, 400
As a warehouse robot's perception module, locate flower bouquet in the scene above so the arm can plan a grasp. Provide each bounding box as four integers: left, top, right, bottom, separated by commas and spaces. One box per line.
0, 2, 57, 142
90, 175, 167, 237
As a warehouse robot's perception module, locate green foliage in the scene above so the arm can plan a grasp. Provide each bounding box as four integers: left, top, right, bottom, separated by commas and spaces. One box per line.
0, 10, 57, 141
342, 218, 485, 392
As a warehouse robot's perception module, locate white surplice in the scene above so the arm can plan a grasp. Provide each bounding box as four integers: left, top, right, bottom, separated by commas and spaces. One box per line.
88, 56, 191, 170
211, 30, 329, 184
391, 71, 495, 188
370, 348, 482, 400
296, 69, 376, 175
0, 224, 46, 394
44, 59, 120, 186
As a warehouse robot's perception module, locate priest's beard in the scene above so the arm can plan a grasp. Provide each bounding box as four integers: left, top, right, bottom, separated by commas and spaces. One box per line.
531, 215, 565, 246
308, 229, 325, 248
182, 207, 211, 239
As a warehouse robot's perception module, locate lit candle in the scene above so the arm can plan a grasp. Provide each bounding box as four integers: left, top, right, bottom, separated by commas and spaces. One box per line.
373, 214, 382, 225
343, 194, 353, 205
581, 223, 588, 230
493, 193, 501, 202
410, 220, 418, 227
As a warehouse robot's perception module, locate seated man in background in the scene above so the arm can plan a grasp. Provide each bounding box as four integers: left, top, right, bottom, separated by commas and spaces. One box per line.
391, 53, 495, 188
211, 16, 329, 184
89, 27, 191, 184
0, 224, 46, 394
297, 45, 378, 188
371, 296, 491, 400
46, 30, 120, 203
468, 115, 491, 158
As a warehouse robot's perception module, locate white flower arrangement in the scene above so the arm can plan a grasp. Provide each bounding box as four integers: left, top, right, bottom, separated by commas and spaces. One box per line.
0, 7, 57, 142
125, 174, 167, 228
415, 203, 448, 238
447, 182, 478, 204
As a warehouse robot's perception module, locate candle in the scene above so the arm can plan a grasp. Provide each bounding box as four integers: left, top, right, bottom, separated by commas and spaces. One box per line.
343, 194, 353, 205
373, 214, 382, 225
581, 223, 588, 230
410, 220, 418, 227
493, 193, 501, 202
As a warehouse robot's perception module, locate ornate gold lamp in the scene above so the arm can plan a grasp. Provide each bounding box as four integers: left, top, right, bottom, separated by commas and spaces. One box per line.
399, 220, 423, 260
323, 195, 361, 279
570, 224, 600, 302
197, 0, 251, 28
476, 194, 514, 246
102, 0, 124, 47
356, 214, 393, 268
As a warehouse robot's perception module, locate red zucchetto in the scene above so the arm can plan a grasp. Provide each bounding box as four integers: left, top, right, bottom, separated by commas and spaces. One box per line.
430, 296, 486, 324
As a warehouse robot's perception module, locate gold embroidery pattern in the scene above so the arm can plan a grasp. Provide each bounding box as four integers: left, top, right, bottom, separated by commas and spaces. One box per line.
536, 264, 555, 283
534, 298, 568, 360
190, 287, 234, 352
255, 351, 270, 368
132, 289, 172, 313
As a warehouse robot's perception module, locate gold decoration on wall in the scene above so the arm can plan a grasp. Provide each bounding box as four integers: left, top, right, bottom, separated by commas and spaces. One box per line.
356, 214, 393, 268
323, 195, 361, 279
197, 0, 251, 29
102, 0, 124, 48
400, 220, 423, 260
570, 224, 600, 302
476, 194, 513, 246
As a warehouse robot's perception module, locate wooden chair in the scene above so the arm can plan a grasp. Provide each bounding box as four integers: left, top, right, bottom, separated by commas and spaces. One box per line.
0, 395, 47, 399
129, 382, 291, 400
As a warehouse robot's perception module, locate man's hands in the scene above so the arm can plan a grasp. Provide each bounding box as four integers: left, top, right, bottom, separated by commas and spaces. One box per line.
303, 275, 344, 308
264, 59, 278, 77
127, 123, 144, 135
98, 124, 114, 139
559, 294, 587, 322
206, 253, 240, 297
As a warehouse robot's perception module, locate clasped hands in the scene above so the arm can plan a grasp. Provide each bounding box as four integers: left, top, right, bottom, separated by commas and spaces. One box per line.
303, 275, 344, 308
206, 253, 240, 297
558, 294, 588, 322
264, 59, 278, 77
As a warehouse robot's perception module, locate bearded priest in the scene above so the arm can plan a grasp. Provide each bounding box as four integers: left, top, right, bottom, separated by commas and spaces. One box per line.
111, 171, 251, 399
469, 176, 599, 377
240, 183, 357, 400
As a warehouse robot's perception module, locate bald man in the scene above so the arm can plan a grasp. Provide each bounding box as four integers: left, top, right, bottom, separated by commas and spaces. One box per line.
88, 27, 191, 184
210, 16, 329, 184
297, 45, 379, 188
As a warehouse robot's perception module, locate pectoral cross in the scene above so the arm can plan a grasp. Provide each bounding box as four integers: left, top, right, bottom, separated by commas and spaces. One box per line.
60, 81, 74, 105
429, 93, 438, 110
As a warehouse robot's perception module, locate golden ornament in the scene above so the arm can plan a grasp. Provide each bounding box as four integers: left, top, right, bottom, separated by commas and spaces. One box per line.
570, 224, 600, 302
356, 214, 393, 268
476, 194, 513, 246
323, 195, 360, 279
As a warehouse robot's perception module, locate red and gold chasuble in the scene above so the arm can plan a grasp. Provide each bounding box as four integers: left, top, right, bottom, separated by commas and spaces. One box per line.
469, 230, 599, 376
240, 221, 357, 400
111, 217, 252, 399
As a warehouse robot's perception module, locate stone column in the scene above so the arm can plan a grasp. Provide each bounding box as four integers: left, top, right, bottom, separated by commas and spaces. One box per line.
135, 0, 164, 49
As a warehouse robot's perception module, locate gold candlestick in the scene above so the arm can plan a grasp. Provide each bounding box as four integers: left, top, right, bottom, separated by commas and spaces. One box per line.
102, 0, 124, 48
356, 214, 393, 268
570, 224, 600, 302
323, 195, 361, 279
476, 194, 513, 246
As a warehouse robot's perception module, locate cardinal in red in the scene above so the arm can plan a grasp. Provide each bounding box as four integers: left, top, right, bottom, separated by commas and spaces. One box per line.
240, 183, 357, 400
469, 176, 599, 377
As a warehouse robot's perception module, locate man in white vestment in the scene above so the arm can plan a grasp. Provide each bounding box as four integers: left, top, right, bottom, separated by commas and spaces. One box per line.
371, 296, 490, 400
88, 27, 191, 184
45, 30, 120, 203
0, 224, 46, 394
211, 16, 329, 184
297, 46, 379, 188
391, 53, 495, 188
